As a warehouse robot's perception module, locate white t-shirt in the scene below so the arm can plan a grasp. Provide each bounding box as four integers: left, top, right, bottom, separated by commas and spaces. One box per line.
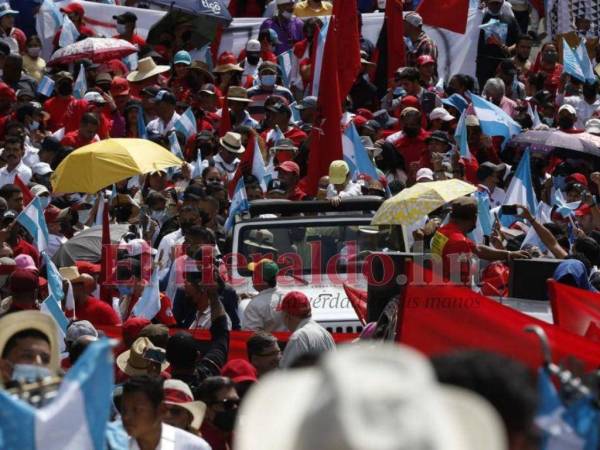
129, 423, 211, 450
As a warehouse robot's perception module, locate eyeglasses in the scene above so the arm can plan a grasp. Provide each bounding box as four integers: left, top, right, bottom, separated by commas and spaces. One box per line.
210, 398, 240, 410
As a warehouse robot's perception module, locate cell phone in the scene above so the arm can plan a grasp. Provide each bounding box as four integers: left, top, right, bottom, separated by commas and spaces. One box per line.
500, 205, 518, 215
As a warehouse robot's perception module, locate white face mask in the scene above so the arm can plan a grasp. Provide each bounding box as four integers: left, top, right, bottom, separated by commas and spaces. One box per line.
116, 23, 127, 35
377, 0, 386, 9
281, 10, 293, 19
27, 47, 41, 58
150, 209, 167, 223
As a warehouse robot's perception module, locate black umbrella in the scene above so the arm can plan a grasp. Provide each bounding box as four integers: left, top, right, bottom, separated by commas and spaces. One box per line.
52, 224, 131, 268
146, 0, 232, 48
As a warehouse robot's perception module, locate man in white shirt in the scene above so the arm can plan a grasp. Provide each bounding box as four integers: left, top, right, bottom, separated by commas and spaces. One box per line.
476, 162, 507, 208
122, 376, 211, 450
146, 90, 181, 138
278, 291, 335, 368
0, 135, 32, 187
211, 132, 245, 182
557, 82, 600, 129
242, 259, 285, 332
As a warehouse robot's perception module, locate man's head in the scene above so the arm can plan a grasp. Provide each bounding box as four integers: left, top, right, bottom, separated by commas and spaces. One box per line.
121, 376, 165, 439
196, 376, 240, 432
396, 67, 421, 97
515, 34, 534, 61
294, 95, 317, 124
248, 259, 279, 291
3, 54, 22, 84
483, 78, 506, 104
3, 135, 24, 171
486, 0, 504, 15
60, 2, 84, 25
403, 12, 423, 38
400, 107, 422, 137
0, 4, 18, 32
218, 131, 244, 163
246, 331, 281, 377
476, 162, 503, 190
113, 11, 137, 36
79, 113, 100, 142
258, 63, 278, 90
166, 332, 199, 373
449, 197, 478, 234
278, 291, 312, 332
425, 131, 451, 155
163, 379, 206, 431
575, 15, 591, 33
277, 161, 300, 188
154, 90, 177, 122
557, 104, 577, 130
0, 184, 23, 212
276, 0, 295, 19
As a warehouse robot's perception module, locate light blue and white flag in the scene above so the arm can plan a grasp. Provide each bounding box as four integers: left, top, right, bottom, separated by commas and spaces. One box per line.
470, 190, 493, 244
471, 93, 522, 149
168, 131, 184, 160
563, 39, 596, 83
40, 295, 69, 335
73, 64, 87, 100
521, 201, 552, 251
310, 16, 331, 97
0, 339, 114, 450
132, 269, 160, 320
174, 107, 197, 139
136, 106, 147, 139
225, 178, 249, 232
290, 101, 301, 123
277, 49, 294, 88
37, 76, 55, 97
36, 0, 63, 60
58, 14, 79, 48
342, 122, 378, 180
552, 189, 580, 218
252, 138, 269, 191
16, 197, 49, 252
575, 40, 596, 84
43, 252, 64, 302
503, 149, 537, 215
527, 102, 542, 129
455, 108, 473, 159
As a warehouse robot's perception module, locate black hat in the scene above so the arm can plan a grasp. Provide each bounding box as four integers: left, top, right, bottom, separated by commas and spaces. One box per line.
154, 89, 177, 105
266, 101, 291, 115
476, 161, 503, 181
113, 12, 137, 23
267, 179, 289, 194
373, 109, 399, 129
425, 130, 451, 145
140, 85, 160, 98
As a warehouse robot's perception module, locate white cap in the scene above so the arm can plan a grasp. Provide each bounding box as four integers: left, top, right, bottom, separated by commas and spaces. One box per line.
429, 107, 454, 122
235, 344, 508, 450
416, 167, 434, 181
465, 115, 480, 126
558, 104, 577, 116
119, 238, 157, 257
30, 183, 50, 197
404, 11, 423, 27
32, 162, 53, 176
246, 39, 261, 53
83, 91, 107, 104
586, 118, 600, 135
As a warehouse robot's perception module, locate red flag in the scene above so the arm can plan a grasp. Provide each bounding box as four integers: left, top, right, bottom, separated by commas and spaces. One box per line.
397, 263, 600, 371
219, 94, 232, 138
548, 279, 600, 338
99, 198, 114, 303
343, 283, 367, 325
333, 0, 361, 100
14, 175, 34, 206
305, 17, 343, 196
227, 132, 256, 198
386, 0, 406, 79
417, 0, 470, 34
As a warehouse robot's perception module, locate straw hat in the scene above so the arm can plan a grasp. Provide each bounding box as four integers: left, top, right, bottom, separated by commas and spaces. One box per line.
219, 131, 244, 154
116, 337, 170, 376
59, 266, 86, 284
126, 57, 170, 83
213, 62, 244, 73
163, 379, 207, 430
0, 311, 60, 372
189, 60, 215, 82
227, 86, 252, 103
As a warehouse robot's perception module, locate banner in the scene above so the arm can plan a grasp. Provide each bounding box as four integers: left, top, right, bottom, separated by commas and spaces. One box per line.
50, 1, 480, 81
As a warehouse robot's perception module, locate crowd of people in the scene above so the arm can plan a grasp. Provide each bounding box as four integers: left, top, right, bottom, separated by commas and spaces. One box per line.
1, 0, 600, 448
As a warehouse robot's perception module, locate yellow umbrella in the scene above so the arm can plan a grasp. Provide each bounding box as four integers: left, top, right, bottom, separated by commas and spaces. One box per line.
371, 179, 476, 225
51, 138, 183, 194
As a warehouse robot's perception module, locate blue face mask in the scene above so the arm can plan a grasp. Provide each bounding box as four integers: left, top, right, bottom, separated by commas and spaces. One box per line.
117, 285, 133, 297
12, 363, 52, 382
39, 196, 50, 209
393, 87, 405, 97
260, 74, 276, 87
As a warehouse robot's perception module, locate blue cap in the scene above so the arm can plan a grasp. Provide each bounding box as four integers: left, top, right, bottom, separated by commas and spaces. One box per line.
173, 50, 192, 66
442, 94, 468, 114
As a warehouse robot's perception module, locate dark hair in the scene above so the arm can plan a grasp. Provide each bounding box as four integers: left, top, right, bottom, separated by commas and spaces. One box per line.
5, 134, 24, 148
0, 184, 21, 201
81, 113, 99, 127
16, 104, 38, 123
166, 332, 198, 370
246, 331, 279, 360
573, 236, 600, 267
123, 375, 164, 409
68, 336, 96, 364
196, 376, 235, 404
396, 67, 420, 83
432, 350, 537, 439
2, 329, 50, 358
516, 33, 534, 45
514, 111, 533, 129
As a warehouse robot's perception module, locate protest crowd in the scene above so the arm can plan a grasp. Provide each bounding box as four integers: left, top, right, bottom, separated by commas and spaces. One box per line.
5, 0, 600, 448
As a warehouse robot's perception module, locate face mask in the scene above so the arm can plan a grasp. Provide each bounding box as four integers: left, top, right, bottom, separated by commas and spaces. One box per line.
247, 55, 260, 66
281, 10, 292, 19
116, 23, 127, 34
27, 47, 41, 58
213, 409, 237, 432
553, 175, 566, 191
260, 74, 276, 87
150, 209, 166, 222
12, 364, 52, 382
117, 285, 133, 297
393, 87, 405, 97
29, 120, 40, 132
377, 0, 386, 9
39, 196, 50, 209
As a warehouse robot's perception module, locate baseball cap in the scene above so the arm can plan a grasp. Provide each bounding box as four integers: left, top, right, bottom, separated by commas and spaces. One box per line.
113, 11, 137, 23
586, 118, 600, 135
404, 11, 423, 27
248, 259, 279, 282
174, 50, 192, 66
417, 55, 435, 66
200, 83, 217, 95
140, 86, 160, 98
119, 238, 157, 257
278, 160, 300, 176
83, 91, 107, 104
76, 260, 101, 276
32, 162, 53, 176
221, 359, 258, 384
558, 104, 577, 116
266, 101, 291, 115
465, 115, 480, 127
426, 131, 451, 145
246, 39, 261, 53
416, 168, 434, 181
60, 3, 84, 15
30, 184, 50, 197
294, 96, 317, 110
567, 172, 589, 187
110, 77, 130, 97
429, 107, 454, 122
476, 162, 503, 182
66, 320, 98, 344
95, 72, 112, 85
155, 89, 177, 105
44, 205, 69, 224
329, 160, 350, 185
277, 291, 311, 317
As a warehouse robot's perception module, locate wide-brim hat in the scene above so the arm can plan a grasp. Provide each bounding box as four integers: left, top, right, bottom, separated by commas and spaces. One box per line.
227, 86, 252, 103
0, 311, 60, 373
59, 266, 86, 284
213, 63, 244, 73
163, 379, 207, 430
219, 132, 245, 154
165, 400, 207, 430
111, 194, 141, 218
126, 57, 170, 83
189, 61, 215, 82
116, 337, 170, 376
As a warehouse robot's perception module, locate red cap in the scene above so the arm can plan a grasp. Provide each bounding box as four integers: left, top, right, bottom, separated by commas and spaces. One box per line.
353, 115, 367, 127
122, 317, 151, 347
217, 51, 236, 66
277, 291, 311, 317
110, 76, 130, 97
0, 82, 16, 102
44, 205, 67, 224
417, 55, 436, 66
356, 108, 374, 120
566, 172, 588, 187
104, 59, 129, 76
400, 95, 420, 109
60, 3, 84, 15
76, 260, 101, 275
575, 203, 591, 217
9, 269, 39, 294
221, 358, 258, 384
278, 161, 300, 176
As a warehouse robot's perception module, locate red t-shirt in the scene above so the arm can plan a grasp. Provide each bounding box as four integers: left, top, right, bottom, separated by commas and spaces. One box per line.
12, 238, 40, 267
44, 96, 75, 132
124, 292, 177, 327
388, 129, 430, 166
288, 185, 307, 201
77, 296, 120, 327
262, 127, 308, 162
61, 130, 96, 149
113, 33, 146, 47
430, 222, 477, 283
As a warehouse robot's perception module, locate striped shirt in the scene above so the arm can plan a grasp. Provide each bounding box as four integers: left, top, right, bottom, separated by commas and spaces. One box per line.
247, 85, 294, 122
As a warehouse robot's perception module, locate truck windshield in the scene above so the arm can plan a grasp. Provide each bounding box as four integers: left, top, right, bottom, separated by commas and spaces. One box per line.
236, 222, 393, 276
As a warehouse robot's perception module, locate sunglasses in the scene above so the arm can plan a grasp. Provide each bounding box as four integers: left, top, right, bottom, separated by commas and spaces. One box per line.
211, 398, 240, 410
